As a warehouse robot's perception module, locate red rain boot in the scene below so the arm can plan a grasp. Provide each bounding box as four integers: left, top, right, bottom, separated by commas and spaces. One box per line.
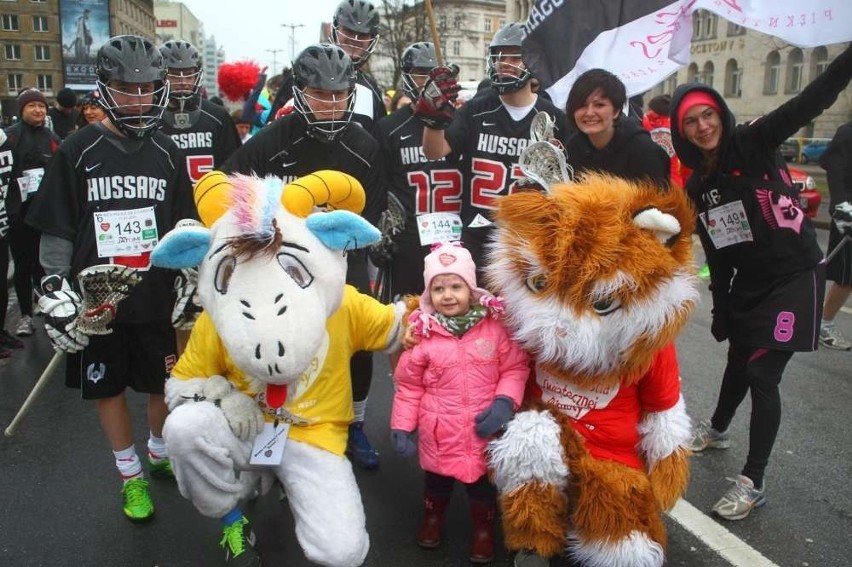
469, 500, 497, 563
417, 493, 451, 548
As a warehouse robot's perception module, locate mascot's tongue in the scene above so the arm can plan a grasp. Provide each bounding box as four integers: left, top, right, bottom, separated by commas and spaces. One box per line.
266, 384, 288, 409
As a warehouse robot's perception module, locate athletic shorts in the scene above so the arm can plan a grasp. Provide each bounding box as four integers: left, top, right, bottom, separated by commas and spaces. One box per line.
65, 320, 177, 399
825, 222, 852, 285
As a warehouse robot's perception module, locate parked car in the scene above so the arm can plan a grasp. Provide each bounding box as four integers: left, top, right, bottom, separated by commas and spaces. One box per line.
788, 165, 822, 218
799, 139, 830, 164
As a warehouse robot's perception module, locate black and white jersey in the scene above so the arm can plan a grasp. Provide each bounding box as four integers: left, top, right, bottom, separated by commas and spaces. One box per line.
220, 112, 386, 227
162, 98, 242, 183
26, 123, 196, 323
444, 90, 569, 266
351, 71, 387, 134
0, 132, 14, 238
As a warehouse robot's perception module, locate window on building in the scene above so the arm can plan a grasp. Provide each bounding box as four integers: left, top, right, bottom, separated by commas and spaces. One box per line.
725, 59, 742, 97
665, 74, 677, 95
30, 0, 48, 3
498, 19, 506, 29
687, 63, 699, 83
786, 48, 803, 93
726, 22, 745, 36
4, 43, 21, 60
702, 13, 717, 39
36, 73, 52, 91
702, 61, 714, 88
763, 51, 780, 94
810, 46, 828, 78
32, 15, 48, 32
7, 73, 23, 93
453, 15, 461, 29
1, 14, 19, 30
438, 15, 447, 30
34, 44, 50, 61
484, 17, 491, 32
692, 10, 717, 39
452, 40, 460, 56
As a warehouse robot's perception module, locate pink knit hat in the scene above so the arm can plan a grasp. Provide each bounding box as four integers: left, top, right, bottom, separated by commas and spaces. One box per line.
676, 91, 721, 135
420, 242, 489, 313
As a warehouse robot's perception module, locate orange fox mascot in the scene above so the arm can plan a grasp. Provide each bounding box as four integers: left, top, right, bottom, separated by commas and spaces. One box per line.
485, 173, 699, 567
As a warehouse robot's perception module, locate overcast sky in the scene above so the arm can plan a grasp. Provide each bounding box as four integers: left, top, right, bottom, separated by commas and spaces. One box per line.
179, 0, 344, 72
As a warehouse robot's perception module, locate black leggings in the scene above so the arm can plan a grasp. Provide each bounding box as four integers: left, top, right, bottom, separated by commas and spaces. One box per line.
710, 343, 793, 488
424, 471, 496, 504
9, 222, 42, 318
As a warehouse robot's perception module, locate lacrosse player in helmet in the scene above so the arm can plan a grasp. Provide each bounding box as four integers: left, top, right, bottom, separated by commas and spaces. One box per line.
26, 35, 196, 524
330, 0, 386, 131
418, 23, 570, 271
220, 43, 387, 471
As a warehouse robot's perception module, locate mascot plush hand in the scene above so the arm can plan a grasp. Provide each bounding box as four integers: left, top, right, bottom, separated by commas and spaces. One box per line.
485, 173, 699, 567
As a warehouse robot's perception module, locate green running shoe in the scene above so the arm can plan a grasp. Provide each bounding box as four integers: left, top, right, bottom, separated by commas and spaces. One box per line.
697, 263, 711, 280
220, 517, 262, 566
122, 478, 154, 522
148, 456, 175, 479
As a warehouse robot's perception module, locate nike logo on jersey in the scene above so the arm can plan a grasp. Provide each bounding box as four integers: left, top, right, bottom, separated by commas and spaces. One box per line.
282, 161, 297, 168
400, 134, 413, 141
482, 122, 496, 127
477, 134, 530, 156
85, 163, 101, 173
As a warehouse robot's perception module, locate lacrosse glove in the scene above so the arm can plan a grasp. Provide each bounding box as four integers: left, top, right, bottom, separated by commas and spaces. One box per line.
172, 267, 202, 330
413, 65, 461, 129
474, 396, 514, 438
832, 201, 852, 236
390, 429, 417, 458
38, 275, 89, 353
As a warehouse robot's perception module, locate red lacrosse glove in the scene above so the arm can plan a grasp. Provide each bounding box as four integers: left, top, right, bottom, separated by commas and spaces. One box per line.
413, 65, 461, 129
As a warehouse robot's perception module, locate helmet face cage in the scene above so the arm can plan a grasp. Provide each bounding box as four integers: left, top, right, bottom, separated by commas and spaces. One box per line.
96, 36, 169, 138
487, 23, 532, 94
160, 40, 203, 109
292, 44, 357, 142
331, 0, 380, 67
401, 42, 437, 100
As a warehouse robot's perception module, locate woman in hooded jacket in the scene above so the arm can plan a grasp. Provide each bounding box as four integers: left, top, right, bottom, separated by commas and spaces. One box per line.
670, 44, 852, 521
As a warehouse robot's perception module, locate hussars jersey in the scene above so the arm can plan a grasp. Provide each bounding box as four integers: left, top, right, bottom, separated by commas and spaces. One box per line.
220, 112, 386, 227
445, 90, 569, 265
26, 123, 196, 323
161, 98, 242, 183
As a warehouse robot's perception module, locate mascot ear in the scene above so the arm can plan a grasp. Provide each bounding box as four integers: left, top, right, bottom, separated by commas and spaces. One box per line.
633, 208, 681, 246
306, 210, 381, 251
151, 222, 212, 269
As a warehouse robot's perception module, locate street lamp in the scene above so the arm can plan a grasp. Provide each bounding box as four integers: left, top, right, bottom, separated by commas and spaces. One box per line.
266, 48, 284, 72
282, 22, 306, 65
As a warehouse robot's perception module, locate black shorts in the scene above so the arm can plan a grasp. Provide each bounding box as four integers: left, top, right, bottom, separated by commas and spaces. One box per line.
825, 223, 852, 285
65, 321, 177, 399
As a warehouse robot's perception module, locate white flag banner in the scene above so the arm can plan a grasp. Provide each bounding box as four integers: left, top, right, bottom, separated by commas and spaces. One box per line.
523, 0, 852, 110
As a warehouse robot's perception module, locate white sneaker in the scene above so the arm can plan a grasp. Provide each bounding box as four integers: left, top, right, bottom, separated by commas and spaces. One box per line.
15, 315, 34, 337
712, 475, 766, 521
819, 325, 851, 351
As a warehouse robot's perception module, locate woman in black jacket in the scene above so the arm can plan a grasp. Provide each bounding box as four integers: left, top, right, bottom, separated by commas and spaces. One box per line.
670, 44, 852, 521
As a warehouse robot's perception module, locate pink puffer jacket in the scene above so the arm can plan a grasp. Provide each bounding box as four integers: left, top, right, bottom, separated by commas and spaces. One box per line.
391, 311, 529, 483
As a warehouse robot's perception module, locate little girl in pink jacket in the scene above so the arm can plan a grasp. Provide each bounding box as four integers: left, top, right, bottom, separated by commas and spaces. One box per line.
390, 241, 529, 564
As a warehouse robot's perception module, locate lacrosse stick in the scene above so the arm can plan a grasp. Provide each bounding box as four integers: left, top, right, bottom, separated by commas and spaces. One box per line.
4, 264, 142, 437
518, 141, 574, 191
373, 193, 406, 303
530, 111, 556, 143
825, 234, 851, 263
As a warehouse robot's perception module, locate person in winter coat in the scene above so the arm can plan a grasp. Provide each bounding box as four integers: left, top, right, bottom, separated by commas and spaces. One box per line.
642, 94, 692, 189
564, 68, 671, 190
390, 241, 529, 564
671, 43, 852, 522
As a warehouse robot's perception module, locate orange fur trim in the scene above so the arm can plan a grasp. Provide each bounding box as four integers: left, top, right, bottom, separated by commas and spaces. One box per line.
500, 482, 570, 557
648, 448, 690, 511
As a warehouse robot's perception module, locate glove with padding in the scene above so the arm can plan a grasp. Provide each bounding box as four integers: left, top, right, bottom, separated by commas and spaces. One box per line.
38, 275, 89, 353
368, 236, 397, 269
413, 65, 461, 129
832, 201, 852, 235
219, 391, 265, 441
390, 429, 417, 457
172, 267, 202, 330
474, 396, 514, 438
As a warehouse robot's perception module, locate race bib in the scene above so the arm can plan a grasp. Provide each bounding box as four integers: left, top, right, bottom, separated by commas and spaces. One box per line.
93, 207, 158, 269
416, 212, 463, 246
17, 167, 44, 201
700, 200, 753, 249
250, 422, 290, 466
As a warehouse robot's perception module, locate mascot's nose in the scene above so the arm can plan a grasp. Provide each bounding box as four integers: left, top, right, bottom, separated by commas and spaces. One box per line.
253, 340, 287, 377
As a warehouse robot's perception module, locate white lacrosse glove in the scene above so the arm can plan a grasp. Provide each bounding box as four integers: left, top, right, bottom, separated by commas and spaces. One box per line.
832, 201, 852, 235
219, 391, 265, 441
172, 267, 202, 330
38, 275, 89, 353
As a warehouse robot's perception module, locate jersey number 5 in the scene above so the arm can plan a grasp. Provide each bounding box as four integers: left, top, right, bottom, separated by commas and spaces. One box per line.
186, 155, 215, 183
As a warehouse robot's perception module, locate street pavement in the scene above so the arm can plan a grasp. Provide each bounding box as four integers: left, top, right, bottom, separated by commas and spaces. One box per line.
0, 230, 850, 567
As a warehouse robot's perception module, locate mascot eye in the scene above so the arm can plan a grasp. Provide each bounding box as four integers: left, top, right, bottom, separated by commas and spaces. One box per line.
592, 296, 622, 316
524, 274, 548, 293
277, 253, 314, 289
214, 255, 237, 295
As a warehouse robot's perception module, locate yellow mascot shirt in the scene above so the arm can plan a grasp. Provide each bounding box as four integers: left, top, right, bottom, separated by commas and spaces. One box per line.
172, 285, 399, 456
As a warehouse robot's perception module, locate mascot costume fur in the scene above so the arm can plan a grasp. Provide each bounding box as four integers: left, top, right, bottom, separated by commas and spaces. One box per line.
485, 172, 699, 567
150, 170, 404, 567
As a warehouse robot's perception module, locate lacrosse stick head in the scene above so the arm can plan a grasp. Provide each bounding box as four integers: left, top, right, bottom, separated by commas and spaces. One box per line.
518, 141, 573, 191
530, 111, 556, 142
76, 264, 143, 335
379, 192, 406, 237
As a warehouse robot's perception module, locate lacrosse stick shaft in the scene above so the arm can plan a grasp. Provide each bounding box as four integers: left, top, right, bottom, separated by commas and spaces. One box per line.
424, 0, 444, 66
826, 234, 851, 263
4, 351, 65, 437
